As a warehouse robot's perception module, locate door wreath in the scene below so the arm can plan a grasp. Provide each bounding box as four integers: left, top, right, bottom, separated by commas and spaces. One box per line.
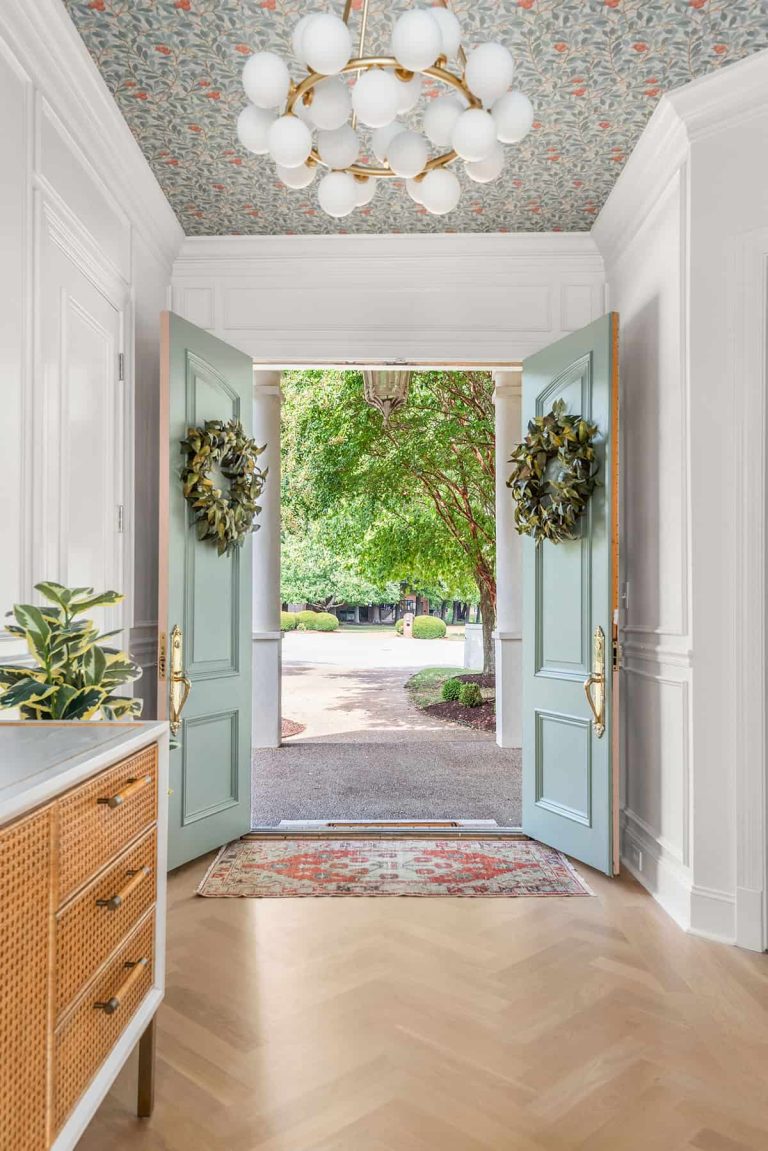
506, 399, 599, 544
180, 419, 267, 556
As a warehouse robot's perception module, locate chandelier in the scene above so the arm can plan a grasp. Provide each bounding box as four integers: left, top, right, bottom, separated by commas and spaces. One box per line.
235, 1, 534, 220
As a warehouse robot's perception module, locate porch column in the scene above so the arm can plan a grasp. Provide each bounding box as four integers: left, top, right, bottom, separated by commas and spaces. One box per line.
252, 370, 282, 748
493, 370, 523, 749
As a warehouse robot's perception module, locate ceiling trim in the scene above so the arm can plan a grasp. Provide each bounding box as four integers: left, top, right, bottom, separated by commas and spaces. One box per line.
1, 0, 184, 269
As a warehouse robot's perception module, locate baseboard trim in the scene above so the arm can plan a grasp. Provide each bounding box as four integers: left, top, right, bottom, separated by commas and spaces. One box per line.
621, 815, 692, 931
690, 885, 736, 945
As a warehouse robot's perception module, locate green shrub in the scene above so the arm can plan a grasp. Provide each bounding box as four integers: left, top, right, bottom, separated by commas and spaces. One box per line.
412, 615, 447, 640
395, 618, 404, 635
296, 610, 319, 631
441, 677, 462, 702
314, 612, 339, 632
459, 682, 484, 708
280, 611, 298, 632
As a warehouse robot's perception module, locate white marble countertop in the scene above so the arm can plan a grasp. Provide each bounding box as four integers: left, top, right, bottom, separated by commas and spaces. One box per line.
0, 721, 168, 825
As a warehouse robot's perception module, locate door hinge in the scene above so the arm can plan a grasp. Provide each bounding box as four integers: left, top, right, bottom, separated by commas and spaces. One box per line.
158, 632, 167, 681
118, 352, 125, 381
116, 505, 124, 533
613, 637, 623, 670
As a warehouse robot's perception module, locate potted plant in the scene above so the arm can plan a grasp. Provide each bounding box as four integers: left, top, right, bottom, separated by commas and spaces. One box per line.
0, 582, 142, 720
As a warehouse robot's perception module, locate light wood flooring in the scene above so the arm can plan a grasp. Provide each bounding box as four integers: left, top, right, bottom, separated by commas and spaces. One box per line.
78, 852, 768, 1151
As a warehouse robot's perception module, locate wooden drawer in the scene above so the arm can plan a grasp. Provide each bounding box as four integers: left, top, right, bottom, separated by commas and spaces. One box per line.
54, 910, 155, 1132
57, 744, 157, 903
56, 828, 157, 1017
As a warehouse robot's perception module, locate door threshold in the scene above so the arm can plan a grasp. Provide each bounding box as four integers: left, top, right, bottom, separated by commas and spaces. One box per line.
246, 819, 528, 839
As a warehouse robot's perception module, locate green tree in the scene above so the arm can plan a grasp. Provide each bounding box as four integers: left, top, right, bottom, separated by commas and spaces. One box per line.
281, 368, 496, 670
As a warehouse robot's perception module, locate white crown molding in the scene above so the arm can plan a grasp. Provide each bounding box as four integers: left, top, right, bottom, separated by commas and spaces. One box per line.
593, 49, 768, 268
173, 231, 605, 274
1, 0, 184, 270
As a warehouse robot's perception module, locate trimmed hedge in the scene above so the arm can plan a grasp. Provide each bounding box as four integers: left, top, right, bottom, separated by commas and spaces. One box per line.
280, 611, 298, 631
296, 609, 319, 630
459, 682, 484, 708
412, 615, 447, 639
314, 612, 339, 632
441, 677, 462, 702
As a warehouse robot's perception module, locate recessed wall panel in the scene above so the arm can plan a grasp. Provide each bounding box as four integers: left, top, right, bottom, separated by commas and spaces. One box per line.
535, 710, 592, 826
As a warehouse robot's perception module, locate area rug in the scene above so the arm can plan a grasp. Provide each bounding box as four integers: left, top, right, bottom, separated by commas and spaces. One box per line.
197, 838, 593, 898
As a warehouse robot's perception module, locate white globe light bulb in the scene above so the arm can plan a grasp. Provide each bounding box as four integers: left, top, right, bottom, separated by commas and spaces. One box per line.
267, 115, 313, 168
293, 95, 315, 124
465, 140, 504, 184
351, 69, 401, 128
423, 93, 465, 147
236, 105, 275, 155
430, 8, 462, 59
318, 171, 358, 218
372, 122, 404, 164
465, 42, 515, 106
302, 13, 352, 76
242, 51, 291, 110
317, 124, 360, 169
418, 168, 461, 215
395, 72, 422, 114
386, 130, 429, 179
308, 77, 351, 130
492, 90, 534, 143
390, 10, 442, 73
354, 177, 377, 207
276, 162, 316, 189
451, 108, 497, 161
292, 13, 320, 64
406, 177, 425, 205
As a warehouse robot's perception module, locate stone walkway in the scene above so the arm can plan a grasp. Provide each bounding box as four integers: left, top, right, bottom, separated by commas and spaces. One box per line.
251, 631, 522, 827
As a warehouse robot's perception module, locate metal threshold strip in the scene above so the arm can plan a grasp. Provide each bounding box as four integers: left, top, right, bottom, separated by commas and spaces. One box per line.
246, 820, 528, 840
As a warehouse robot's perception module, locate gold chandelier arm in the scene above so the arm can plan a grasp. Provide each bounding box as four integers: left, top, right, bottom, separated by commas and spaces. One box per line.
436, 0, 467, 70
286, 58, 480, 116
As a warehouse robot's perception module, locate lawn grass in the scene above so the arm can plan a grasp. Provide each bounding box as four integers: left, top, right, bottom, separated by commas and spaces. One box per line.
406, 666, 484, 709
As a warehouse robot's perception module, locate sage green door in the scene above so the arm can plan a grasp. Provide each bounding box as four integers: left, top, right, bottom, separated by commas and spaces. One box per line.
522, 313, 619, 876
158, 312, 253, 870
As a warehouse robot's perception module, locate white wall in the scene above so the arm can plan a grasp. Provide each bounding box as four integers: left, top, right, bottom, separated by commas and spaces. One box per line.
171, 232, 606, 364
594, 49, 768, 947
0, 1, 183, 711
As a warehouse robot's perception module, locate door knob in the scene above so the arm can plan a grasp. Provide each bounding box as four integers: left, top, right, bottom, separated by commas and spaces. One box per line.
168, 624, 191, 736
583, 625, 606, 738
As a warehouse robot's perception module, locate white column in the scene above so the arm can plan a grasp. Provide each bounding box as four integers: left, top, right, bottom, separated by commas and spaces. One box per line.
493, 370, 523, 749
251, 370, 282, 748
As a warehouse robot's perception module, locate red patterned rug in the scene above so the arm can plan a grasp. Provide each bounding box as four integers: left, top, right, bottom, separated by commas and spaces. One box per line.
197, 838, 593, 898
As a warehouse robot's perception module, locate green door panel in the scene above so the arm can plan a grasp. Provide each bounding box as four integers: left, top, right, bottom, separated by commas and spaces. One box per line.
522, 313, 618, 876
159, 312, 253, 870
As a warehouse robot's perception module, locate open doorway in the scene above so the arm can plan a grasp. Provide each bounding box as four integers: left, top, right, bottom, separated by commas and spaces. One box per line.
251, 363, 524, 831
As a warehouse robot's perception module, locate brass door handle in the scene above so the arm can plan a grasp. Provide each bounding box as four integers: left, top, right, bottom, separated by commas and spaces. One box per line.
97, 775, 152, 809
583, 625, 606, 738
96, 866, 151, 911
168, 623, 191, 736
94, 958, 149, 1015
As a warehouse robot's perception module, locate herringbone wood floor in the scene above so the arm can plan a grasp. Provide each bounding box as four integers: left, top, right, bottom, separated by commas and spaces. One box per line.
77, 852, 768, 1151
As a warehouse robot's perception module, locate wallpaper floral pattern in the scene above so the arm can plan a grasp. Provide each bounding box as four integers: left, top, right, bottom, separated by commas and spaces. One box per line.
63, 0, 768, 236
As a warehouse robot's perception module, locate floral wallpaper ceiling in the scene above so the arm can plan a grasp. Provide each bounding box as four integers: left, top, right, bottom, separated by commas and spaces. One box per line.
63, 0, 767, 236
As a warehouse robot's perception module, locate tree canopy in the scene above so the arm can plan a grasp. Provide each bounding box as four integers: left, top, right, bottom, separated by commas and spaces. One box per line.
280, 368, 496, 666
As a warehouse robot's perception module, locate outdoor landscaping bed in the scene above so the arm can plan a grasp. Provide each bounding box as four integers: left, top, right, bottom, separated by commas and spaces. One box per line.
405, 667, 496, 732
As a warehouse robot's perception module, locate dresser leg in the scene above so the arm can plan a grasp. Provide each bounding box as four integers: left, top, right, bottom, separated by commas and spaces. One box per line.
137, 1016, 156, 1118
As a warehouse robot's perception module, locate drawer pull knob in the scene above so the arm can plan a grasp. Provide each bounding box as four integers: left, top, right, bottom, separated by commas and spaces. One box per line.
97, 774, 152, 809
96, 866, 151, 911
94, 958, 149, 1015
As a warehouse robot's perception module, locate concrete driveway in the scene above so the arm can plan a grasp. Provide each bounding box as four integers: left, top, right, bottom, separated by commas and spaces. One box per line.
281, 628, 466, 671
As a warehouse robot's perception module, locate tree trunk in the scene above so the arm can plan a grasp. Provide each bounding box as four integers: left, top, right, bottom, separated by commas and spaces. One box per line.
440, 600, 448, 620
371, 604, 381, 624
479, 582, 495, 676
451, 600, 458, 624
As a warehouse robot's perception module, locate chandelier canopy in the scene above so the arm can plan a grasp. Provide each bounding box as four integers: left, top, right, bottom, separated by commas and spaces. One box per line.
236, 2, 534, 221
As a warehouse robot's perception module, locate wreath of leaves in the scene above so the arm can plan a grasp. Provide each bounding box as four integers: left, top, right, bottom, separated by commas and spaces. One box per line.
180, 419, 267, 556
506, 400, 600, 544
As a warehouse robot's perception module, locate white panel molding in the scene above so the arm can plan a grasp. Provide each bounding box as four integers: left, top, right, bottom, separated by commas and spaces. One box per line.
39, 190, 129, 309
669, 48, 768, 143
730, 231, 768, 951
0, 0, 183, 268
689, 886, 736, 945
172, 233, 606, 362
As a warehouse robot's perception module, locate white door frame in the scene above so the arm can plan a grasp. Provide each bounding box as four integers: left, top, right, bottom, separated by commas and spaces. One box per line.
250, 359, 523, 753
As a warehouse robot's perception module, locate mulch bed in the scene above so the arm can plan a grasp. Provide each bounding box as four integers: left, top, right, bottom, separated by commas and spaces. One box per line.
455, 672, 495, 689
422, 699, 497, 733
281, 717, 306, 739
